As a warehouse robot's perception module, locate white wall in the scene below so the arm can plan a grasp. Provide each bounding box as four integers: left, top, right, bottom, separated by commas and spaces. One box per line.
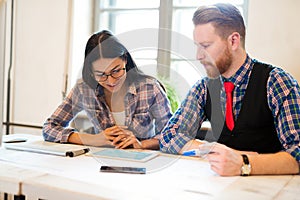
69, 0, 93, 88
2, 0, 93, 135
246, 0, 300, 81
7, 0, 72, 134
0, 0, 6, 140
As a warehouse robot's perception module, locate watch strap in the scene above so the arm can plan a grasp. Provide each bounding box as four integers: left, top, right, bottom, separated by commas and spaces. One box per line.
241, 154, 249, 164
241, 154, 251, 176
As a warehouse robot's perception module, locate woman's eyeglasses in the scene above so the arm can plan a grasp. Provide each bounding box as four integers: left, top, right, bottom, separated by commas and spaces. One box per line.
94, 68, 126, 82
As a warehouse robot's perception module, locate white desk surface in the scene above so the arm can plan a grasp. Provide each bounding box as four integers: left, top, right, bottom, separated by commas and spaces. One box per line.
0, 161, 45, 195
1, 134, 299, 200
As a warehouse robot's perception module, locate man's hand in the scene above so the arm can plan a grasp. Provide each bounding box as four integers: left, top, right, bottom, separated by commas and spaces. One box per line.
199, 142, 243, 176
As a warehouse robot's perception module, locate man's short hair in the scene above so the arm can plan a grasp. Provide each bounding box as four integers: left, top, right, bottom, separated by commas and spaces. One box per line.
193, 3, 246, 47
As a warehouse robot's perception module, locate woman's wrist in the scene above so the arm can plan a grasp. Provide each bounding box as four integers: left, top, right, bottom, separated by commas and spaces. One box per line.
133, 139, 143, 149
68, 132, 83, 144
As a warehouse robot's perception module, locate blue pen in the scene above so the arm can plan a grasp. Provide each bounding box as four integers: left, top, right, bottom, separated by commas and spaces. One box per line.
182, 149, 211, 156
182, 149, 201, 156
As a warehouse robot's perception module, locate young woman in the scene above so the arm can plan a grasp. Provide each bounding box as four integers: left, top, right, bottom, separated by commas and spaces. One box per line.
43, 30, 172, 149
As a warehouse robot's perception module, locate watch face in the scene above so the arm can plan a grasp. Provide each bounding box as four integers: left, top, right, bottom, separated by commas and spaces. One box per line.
241, 164, 251, 176
241, 154, 251, 176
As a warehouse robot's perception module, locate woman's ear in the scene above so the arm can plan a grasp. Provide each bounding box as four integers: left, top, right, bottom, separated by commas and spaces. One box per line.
228, 32, 240, 50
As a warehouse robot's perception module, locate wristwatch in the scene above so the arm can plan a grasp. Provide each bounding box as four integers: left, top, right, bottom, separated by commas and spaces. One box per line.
241, 154, 251, 176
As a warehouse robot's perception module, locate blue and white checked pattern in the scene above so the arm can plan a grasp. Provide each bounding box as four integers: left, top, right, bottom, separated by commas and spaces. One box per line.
160, 56, 300, 163
43, 77, 172, 143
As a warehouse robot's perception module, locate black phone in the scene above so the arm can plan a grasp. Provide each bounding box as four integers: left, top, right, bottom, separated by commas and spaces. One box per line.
100, 166, 146, 174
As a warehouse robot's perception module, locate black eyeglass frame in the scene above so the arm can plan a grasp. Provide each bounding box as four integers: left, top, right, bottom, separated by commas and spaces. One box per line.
94, 67, 126, 82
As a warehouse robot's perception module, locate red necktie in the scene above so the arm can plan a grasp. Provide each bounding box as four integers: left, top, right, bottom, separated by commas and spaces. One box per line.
224, 82, 235, 131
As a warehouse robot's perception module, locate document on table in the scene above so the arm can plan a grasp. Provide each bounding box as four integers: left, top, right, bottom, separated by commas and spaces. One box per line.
91, 148, 159, 162
4, 140, 90, 157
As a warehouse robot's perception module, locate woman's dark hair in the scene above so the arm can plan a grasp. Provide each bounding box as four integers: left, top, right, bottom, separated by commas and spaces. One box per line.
82, 30, 142, 89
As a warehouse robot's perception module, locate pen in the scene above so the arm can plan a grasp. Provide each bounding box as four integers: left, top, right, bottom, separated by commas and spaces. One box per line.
3, 138, 27, 143
182, 149, 211, 157
182, 149, 201, 156
66, 148, 90, 157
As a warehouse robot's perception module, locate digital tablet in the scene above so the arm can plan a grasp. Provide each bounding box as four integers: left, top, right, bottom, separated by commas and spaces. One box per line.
92, 148, 158, 162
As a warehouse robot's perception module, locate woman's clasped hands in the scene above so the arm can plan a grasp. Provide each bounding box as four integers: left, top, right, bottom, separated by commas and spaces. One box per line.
103, 126, 142, 149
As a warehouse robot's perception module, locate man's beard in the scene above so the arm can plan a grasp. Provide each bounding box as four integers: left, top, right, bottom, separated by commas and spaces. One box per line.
204, 46, 232, 79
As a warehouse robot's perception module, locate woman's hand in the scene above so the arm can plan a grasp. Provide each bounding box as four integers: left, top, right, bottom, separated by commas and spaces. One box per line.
102, 126, 142, 149
114, 130, 142, 149
102, 125, 128, 141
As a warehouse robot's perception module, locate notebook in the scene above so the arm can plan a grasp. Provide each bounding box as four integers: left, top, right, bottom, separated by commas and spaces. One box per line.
4, 140, 90, 157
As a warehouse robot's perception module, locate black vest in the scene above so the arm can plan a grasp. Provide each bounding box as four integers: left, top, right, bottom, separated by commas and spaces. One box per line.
203, 61, 282, 153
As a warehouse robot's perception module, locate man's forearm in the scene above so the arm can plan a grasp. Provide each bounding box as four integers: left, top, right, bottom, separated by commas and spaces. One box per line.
249, 151, 299, 175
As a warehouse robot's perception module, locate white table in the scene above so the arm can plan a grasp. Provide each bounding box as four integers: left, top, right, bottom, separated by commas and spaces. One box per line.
0, 161, 45, 196
1, 134, 299, 200
21, 159, 300, 200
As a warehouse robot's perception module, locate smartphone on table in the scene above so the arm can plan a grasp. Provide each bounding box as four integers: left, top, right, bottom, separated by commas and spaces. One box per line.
100, 166, 146, 174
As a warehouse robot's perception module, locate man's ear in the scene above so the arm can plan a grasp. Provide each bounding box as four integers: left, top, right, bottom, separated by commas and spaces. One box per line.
228, 32, 240, 50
